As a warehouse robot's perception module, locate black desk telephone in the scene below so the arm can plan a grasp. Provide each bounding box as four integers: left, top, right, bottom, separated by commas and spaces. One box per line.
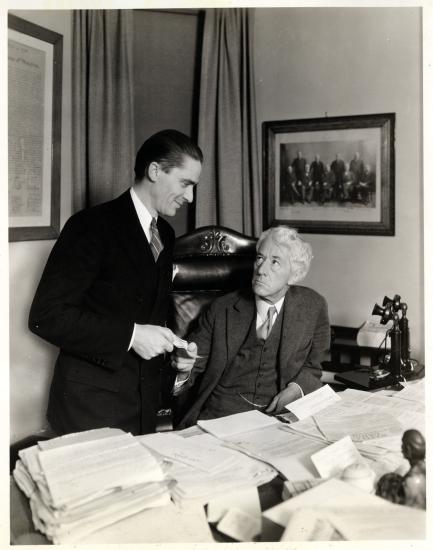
335, 294, 421, 390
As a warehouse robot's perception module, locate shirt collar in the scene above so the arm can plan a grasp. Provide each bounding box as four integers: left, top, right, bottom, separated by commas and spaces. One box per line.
130, 187, 154, 239
255, 295, 285, 322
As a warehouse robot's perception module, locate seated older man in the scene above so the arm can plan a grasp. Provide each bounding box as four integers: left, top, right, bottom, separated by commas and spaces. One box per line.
171, 225, 330, 428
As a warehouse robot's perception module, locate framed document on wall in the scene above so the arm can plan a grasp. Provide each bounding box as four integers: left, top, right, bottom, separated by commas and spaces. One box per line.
8, 14, 63, 242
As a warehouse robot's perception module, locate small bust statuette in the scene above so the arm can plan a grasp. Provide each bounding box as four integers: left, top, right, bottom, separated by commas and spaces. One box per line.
376, 429, 426, 509
375, 472, 405, 504
401, 429, 426, 509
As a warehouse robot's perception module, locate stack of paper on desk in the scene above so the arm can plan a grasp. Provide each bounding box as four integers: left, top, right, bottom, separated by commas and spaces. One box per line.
12, 428, 170, 544
79, 500, 214, 543
137, 430, 277, 506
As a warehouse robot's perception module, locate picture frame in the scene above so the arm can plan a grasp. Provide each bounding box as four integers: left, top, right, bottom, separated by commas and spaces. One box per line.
262, 113, 395, 235
8, 14, 63, 242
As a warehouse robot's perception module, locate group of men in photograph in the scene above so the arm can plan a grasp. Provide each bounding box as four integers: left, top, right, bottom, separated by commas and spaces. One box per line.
282, 150, 375, 206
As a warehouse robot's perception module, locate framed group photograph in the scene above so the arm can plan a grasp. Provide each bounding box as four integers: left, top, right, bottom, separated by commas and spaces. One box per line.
262, 113, 395, 235
8, 14, 63, 242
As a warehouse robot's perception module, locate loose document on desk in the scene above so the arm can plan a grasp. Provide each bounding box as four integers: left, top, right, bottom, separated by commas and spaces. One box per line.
264, 382, 425, 479
223, 422, 328, 480
262, 477, 425, 541
285, 383, 341, 419
280, 502, 425, 542
312, 385, 425, 457
197, 409, 280, 438
310, 435, 365, 478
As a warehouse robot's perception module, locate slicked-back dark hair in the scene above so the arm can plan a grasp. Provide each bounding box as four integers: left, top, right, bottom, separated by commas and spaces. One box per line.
134, 129, 203, 181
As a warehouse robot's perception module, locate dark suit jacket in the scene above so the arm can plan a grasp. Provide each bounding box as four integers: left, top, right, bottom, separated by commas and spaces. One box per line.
29, 190, 175, 435
176, 286, 330, 428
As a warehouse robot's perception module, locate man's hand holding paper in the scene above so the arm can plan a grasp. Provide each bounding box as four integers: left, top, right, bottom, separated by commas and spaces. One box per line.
171, 340, 200, 384
132, 325, 176, 360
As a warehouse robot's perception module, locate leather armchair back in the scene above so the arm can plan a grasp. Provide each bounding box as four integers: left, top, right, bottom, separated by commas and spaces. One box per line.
168, 225, 257, 338
165, 226, 257, 424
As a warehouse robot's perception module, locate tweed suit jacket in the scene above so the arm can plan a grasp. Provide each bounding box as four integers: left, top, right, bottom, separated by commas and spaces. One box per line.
29, 190, 175, 435
176, 286, 330, 428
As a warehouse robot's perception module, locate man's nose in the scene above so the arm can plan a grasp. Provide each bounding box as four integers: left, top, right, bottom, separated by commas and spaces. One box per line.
184, 186, 194, 203
256, 260, 268, 275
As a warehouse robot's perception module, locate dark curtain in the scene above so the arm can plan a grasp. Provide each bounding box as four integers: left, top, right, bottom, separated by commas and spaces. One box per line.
72, 10, 135, 210
195, 8, 261, 236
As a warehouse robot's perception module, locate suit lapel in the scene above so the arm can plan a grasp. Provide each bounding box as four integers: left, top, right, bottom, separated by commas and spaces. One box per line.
226, 292, 256, 365
195, 292, 255, 406
112, 191, 175, 277
110, 191, 154, 278
277, 287, 307, 387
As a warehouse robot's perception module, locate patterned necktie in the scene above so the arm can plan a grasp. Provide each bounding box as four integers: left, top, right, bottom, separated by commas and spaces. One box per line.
257, 305, 277, 341
149, 217, 164, 261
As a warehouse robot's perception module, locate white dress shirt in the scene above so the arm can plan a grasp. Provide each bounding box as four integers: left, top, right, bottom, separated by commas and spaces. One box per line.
255, 296, 285, 330
130, 186, 153, 241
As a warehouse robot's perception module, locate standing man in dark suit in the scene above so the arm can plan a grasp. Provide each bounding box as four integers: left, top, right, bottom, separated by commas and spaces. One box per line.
291, 150, 307, 182
310, 154, 326, 203
171, 226, 330, 428
349, 152, 365, 187
331, 153, 346, 202
29, 130, 203, 436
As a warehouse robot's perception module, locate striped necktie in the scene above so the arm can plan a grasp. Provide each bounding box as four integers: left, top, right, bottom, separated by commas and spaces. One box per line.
149, 217, 164, 261
257, 305, 277, 341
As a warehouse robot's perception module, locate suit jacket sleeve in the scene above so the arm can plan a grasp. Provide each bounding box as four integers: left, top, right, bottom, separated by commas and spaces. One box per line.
28, 212, 134, 366
289, 294, 330, 393
173, 302, 217, 394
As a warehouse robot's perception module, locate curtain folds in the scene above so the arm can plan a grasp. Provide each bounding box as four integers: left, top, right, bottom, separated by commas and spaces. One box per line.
72, 10, 135, 211
196, 9, 261, 236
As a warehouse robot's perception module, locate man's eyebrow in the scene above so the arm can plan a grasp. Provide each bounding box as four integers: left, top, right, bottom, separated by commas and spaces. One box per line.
256, 253, 282, 260
181, 178, 198, 186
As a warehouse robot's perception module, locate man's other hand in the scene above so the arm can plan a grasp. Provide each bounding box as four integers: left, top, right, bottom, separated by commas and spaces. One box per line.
265, 382, 302, 414
170, 342, 198, 380
132, 325, 176, 360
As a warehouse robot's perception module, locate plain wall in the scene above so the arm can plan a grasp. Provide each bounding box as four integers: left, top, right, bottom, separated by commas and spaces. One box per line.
254, 8, 424, 360
9, 10, 73, 443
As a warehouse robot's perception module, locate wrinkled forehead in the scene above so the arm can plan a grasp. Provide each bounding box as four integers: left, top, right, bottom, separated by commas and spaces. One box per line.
257, 234, 290, 258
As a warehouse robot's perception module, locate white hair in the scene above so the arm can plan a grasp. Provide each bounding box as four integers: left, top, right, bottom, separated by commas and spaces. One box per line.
256, 226, 313, 284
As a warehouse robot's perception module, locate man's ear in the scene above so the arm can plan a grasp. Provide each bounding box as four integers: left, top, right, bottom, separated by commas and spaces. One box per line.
148, 161, 159, 183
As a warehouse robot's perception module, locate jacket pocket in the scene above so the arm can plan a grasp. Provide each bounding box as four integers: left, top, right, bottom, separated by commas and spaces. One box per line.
62, 355, 120, 393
